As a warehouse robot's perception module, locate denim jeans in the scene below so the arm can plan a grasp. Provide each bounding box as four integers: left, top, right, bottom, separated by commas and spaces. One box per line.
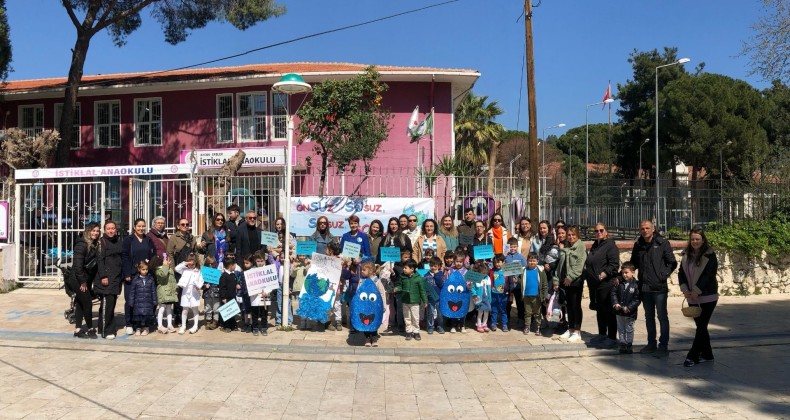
426, 301, 444, 331
616, 315, 635, 344
642, 291, 669, 347
274, 288, 293, 325
490, 293, 509, 327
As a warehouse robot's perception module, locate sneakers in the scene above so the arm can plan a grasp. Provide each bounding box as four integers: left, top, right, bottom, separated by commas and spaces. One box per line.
87, 329, 98, 339
534, 328, 541, 336
261, 329, 268, 336
134, 329, 142, 336
157, 326, 168, 334
335, 322, 343, 331
483, 325, 490, 333
450, 327, 457, 333
476, 325, 484, 333
141, 328, 149, 336
413, 333, 422, 341
490, 325, 497, 332
372, 337, 379, 347
364, 338, 372, 347
427, 329, 434, 335
559, 330, 572, 339
639, 343, 657, 354
178, 327, 186, 335
461, 327, 467, 333
405, 333, 413, 341
567, 332, 581, 342
105, 334, 115, 340
167, 327, 177, 334
223, 327, 232, 333
684, 358, 697, 367
205, 321, 217, 331
523, 328, 530, 335
437, 327, 445, 334
252, 329, 260, 336
654, 347, 669, 358
126, 326, 134, 335
699, 356, 714, 363
501, 325, 509, 332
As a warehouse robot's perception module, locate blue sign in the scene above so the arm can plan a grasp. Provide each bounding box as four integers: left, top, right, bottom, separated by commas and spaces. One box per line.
473, 244, 494, 260
260, 231, 280, 247
201, 266, 222, 285
341, 242, 361, 259
380, 247, 401, 262
416, 268, 430, 277
296, 240, 317, 256
218, 299, 241, 321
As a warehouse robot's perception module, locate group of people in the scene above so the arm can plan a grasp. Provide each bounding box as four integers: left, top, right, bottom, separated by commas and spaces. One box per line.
67, 205, 720, 367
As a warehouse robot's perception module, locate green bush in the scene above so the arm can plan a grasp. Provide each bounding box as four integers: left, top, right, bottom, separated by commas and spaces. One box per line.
706, 215, 790, 258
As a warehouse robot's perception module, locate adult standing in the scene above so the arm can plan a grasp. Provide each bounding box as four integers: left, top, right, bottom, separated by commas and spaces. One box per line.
557, 225, 587, 342
515, 217, 533, 259
584, 223, 620, 347
236, 210, 264, 258
95, 220, 123, 339
679, 228, 719, 367
122, 218, 156, 335
456, 207, 476, 238
339, 215, 371, 259
468, 220, 492, 264
224, 204, 241, 251
398, 214, 409, 233
367, 219, 385, 262
630, 219, 678, 357
311, 216, 337, 255
71, 222, 101, 338
147, 216, 169, 257
413, 218, 447, 262
486, 213, 509, 255
438, 215, 459, 253
199, 213, 229, 266
379, 217, 413, 263
404, 214, 422, 246
166, 218, 196, 327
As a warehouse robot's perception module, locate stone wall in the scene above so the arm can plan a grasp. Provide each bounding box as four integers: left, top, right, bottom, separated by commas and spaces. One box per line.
616, 247, 790, 297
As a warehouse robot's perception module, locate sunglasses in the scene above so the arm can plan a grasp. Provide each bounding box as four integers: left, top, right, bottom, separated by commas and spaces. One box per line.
179, 223, 189, 227
493, 219, 502, 222
247, 217, 257, 220
408, 219, 417, 222
318, 222, 327, 225
596, 229, 605, 233
215, 218, 225, 222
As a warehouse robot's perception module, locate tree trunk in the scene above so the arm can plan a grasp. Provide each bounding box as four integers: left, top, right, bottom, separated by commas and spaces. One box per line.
319, 145, 328, 198
487, 141, 499, 195
56, 32, 91, 167
208, 150, 246, 218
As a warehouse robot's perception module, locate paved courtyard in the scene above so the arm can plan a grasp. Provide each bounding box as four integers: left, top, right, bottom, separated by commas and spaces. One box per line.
0, 289, 788, 419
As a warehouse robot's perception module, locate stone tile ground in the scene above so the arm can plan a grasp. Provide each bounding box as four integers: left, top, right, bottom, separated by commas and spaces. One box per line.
0, 289, 788, 419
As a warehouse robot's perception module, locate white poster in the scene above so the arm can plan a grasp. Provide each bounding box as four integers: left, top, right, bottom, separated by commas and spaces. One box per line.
289, 196, 434, 237
296, 253, 343, 322
245, 265, 280, 296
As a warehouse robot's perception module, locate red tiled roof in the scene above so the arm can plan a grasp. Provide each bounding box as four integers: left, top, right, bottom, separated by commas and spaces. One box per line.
0, 62, 478, 93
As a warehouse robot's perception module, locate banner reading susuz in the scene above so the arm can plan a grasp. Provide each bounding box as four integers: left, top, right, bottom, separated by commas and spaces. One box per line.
289, 197, 434, 237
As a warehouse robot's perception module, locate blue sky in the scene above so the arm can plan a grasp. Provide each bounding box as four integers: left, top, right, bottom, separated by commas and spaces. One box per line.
4, 1, 768, 136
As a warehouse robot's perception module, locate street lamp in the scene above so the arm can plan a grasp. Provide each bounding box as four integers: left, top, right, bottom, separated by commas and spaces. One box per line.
585, 99, 614, 217
720, 140, 732, 222
542, 123, 565, 219
655, 57, 690, 228
272, 73, 312, 329
570, 135, 577, 207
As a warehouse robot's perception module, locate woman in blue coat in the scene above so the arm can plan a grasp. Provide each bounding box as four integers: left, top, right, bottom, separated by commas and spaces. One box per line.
121, 218, 156, 335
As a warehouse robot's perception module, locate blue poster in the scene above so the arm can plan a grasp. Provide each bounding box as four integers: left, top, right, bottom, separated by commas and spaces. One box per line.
296, 240, 317, 256
218, 299, 241, 321
473, 244, 494, 260
379, 247, 401, 262
201, 266, 222, 285
416, 268, 430, 277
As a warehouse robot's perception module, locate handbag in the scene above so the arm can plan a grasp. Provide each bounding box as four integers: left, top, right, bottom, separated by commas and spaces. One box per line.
681, 298, 702, 318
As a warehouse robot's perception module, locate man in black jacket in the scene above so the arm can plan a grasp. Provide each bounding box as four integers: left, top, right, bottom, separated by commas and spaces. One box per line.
630, 220, 678, 357
236, 210, 264, 258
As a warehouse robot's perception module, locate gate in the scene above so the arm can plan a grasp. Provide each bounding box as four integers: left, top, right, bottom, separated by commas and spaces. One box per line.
14, 181, 105, 286
129, 177, 195, 235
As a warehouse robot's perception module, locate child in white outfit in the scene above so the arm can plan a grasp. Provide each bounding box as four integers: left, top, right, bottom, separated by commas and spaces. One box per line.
175, 254, 204, 334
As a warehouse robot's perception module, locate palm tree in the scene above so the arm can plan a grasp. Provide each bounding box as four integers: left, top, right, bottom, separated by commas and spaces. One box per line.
454, 93, 504, 194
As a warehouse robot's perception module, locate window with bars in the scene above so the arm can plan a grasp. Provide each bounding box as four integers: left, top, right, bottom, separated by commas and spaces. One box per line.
237, 92, 267, 142
135, 98, 162, 146
54, 103, 81, 149
216, 94, 234, 144
19, 105, 44, 137
95, 101, 121, 148
272, 92, 288, 140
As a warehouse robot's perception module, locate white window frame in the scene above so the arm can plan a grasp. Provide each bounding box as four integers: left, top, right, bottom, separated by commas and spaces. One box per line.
271, 92, 288, 141
216, 93, 234, 144
237, 91, 268, 142
134, 97, 162, 147
18, 104, 44, 137
54, 102, 81, 150
94, 100, 121, 149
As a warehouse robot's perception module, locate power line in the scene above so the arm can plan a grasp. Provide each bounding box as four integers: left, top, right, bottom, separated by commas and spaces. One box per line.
78, 0, 462, 88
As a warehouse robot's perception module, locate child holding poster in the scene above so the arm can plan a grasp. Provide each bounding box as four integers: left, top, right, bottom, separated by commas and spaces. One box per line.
175, 254, 203, 334
471, 261, 492, 333
244, 255, 268, 336
201, 256, 221, 330
219, 255, 248, 333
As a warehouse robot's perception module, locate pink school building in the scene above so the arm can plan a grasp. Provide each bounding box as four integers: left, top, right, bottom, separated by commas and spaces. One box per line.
0, 63, 479, 199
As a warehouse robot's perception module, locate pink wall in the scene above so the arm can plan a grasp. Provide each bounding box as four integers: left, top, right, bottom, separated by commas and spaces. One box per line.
1, 80, 455, 171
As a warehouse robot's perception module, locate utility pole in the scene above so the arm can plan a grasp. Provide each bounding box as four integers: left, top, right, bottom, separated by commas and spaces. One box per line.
525, 0, 540, 222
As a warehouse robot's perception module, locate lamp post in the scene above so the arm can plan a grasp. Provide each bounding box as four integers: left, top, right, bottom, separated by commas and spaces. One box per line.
655, 58, 690, 228
272, 73, 312, 329
541, 124, 565, 219
585, 99, 614, 218
720, 140, 732, 222
570, 135, 576, 208
638, 138, 650, 180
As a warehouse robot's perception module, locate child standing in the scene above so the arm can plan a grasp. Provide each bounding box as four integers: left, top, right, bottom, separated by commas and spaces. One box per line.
523, 253, 548, 335
394, 259, 427, 341
129, 260, 157, 336
424, 256, 445, 334
219, 256, 248, 333
611, 262, 641, 354
341, 260, 361, 333
447, 249, 468, 333
471, 261, 492, 333
359, 259, 387, 347
505, 238, 528, 329
201, 256, 221, 330
151, 255, 178, 334
175, 254, 204, 334
271, 251, 293, 328
489, 254, 511, 332
246, 255, 268, 336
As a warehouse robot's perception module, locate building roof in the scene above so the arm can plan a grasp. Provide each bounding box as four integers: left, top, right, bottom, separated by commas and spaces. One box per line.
0, 62, 480, 102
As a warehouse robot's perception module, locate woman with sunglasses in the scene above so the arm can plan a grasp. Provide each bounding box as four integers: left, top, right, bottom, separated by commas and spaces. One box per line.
310, 216, 337, 255
198, 213, 229, 266
584, 223, 620, 347
486, 213, 509, 256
